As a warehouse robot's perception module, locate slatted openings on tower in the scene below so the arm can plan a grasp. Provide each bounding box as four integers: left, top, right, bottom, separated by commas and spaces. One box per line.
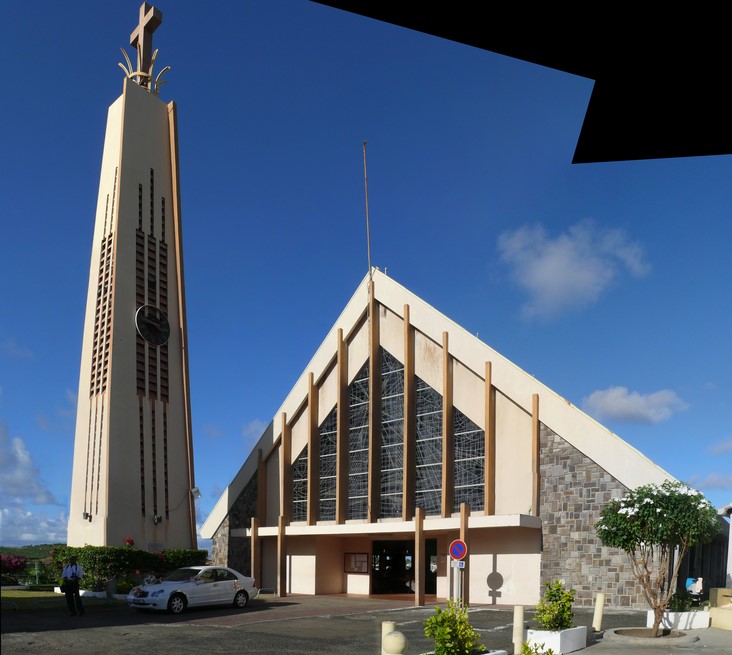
163, 407, 169, 516
138, 397, 146, 514
147, 236, 158, 398
89, 167, 117, 398
136, 228, 146, 394
151, 403, 158, 516
159, 241, 168, 401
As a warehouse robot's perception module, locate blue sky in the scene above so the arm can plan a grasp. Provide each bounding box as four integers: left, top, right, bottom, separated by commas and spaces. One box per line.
1, 1, 730, 550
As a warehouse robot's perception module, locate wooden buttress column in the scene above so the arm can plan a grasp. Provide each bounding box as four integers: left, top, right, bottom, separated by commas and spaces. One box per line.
484, 362, 496, 515
336, 328, 349, 524
532, 394, 540, 516
415, 507, 425, 607
402, 304, 416, 522
441, 332, 454, 518
367, 280, 381, 523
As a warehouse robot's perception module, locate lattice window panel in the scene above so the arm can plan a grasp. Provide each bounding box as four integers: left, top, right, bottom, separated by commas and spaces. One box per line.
291, 445, 308, 522
348, 360, 370, 519
380, 349, 404, 517
288, 348, 484, 522
415, 376, 442, 515
319, 408, 338, 521
453, 407, 485, 510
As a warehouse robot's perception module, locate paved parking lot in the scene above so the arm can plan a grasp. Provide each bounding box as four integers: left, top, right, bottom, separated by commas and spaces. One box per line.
1, 594, 727, 654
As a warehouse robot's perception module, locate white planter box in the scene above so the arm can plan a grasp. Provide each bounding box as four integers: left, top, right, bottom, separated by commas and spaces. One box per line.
645, 610, 710, 629
53, 588, 107, 598
526, 626, 587, 654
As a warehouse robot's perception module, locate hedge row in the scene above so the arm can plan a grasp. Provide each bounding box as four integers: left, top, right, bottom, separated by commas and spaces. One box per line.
50, 545, 208, 591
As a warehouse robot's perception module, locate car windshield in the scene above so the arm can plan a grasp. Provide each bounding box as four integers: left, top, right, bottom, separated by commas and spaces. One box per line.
163, 568, 200, 582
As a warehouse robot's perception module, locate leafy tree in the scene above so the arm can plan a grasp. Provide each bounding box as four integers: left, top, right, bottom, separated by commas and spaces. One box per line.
595, 480, 719, 637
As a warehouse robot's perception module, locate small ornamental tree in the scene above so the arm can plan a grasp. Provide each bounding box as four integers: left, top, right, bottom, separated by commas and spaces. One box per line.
595, 480, 720, 637
1, 554, 28, 584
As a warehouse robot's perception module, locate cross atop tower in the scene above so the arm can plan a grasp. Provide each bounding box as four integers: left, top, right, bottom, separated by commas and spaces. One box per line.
130, 3, 162, 81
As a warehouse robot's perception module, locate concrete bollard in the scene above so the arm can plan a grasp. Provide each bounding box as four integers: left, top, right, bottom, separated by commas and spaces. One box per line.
382, 630, 407, 654
512, 605, 525, 654
382, 621, 396, 655
592, 592, 605, 632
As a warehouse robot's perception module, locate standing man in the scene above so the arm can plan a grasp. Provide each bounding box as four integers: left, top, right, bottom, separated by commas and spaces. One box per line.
62, 555, 85, 616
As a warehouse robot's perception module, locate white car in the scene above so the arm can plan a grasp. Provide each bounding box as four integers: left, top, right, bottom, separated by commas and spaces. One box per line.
127, 565, 258, 614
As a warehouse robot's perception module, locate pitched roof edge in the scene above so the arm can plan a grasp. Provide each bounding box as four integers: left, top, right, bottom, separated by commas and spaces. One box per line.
202, 268, 676, 537
370, 270, 675, 490
200, 272, 374, 538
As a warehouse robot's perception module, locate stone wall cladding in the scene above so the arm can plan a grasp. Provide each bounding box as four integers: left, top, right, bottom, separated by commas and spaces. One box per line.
539, 425, 647, 609
211, 475, 258, 575
211, 515, 229, 566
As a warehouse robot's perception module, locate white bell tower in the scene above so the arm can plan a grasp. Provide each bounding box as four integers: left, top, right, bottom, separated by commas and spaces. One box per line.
68, 3, 197, 550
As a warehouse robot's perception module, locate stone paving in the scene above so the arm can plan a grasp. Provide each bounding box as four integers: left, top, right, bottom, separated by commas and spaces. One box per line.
2, 593, 731, 654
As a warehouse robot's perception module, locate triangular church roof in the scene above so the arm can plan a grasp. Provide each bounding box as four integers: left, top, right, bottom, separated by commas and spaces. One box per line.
201, 269, 673, 538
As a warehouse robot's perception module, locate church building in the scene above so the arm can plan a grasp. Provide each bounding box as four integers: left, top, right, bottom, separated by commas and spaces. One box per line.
201, 269, 675, 608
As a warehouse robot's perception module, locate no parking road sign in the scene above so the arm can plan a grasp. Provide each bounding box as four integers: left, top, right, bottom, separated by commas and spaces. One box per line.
449, 539, 467, 560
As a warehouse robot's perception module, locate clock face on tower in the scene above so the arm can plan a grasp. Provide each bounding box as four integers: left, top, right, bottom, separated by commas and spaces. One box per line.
135, 305, 170, 346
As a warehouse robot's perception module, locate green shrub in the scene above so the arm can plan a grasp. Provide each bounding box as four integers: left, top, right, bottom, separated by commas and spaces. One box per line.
50, 545, 208, 591
1, 554, 28, 575
534, 580, 575, 631
424, 599, 486, 655
521, 641, 556, 655
159, 548, 208, 570
668, 588, 693, 612
115, 579, 135, 594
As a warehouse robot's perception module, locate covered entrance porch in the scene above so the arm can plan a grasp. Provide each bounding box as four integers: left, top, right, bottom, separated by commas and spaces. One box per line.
250, 507, 542, 606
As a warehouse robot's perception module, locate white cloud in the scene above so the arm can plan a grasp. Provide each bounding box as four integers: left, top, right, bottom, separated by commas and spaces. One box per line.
59, 389, 78, 419
708, 439, 732, 456
690, 473, 732, 491
0, 507, 67, 546
243, 419, 267, 441
202, 424, 224, 439
497, 219, 650, 320
34, 390, 77, 433
0, 422, 58, 505
0, 338, 33, 359
581, 386, 688, 423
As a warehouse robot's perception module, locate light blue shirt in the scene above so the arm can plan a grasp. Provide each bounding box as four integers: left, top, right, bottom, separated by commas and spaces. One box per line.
62, 563, 83, 580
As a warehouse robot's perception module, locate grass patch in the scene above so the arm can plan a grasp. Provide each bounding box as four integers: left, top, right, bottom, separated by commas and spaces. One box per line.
0, 589, 126, 612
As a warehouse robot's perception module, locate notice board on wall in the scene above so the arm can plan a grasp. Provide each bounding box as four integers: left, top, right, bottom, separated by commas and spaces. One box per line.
344, 553, 369, 573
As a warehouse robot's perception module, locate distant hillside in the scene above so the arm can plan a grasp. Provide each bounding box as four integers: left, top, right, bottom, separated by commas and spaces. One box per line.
0, 544, 63, 559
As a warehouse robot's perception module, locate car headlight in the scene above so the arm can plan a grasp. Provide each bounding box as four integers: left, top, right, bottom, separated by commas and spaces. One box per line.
150, 589, 166, 598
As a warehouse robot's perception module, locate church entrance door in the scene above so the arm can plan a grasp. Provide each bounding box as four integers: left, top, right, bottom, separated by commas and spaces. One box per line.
372, 540, 414, 594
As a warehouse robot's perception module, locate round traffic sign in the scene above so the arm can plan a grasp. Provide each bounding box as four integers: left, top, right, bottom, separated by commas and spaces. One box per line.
449, 539, 467, 560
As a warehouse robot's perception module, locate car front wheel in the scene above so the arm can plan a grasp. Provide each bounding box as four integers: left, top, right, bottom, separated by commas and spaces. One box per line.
233, 590, 249, 608
168, 593, 187, 614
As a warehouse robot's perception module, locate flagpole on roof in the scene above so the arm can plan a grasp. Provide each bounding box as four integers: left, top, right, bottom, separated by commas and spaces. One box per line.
363, 140, 373, 281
